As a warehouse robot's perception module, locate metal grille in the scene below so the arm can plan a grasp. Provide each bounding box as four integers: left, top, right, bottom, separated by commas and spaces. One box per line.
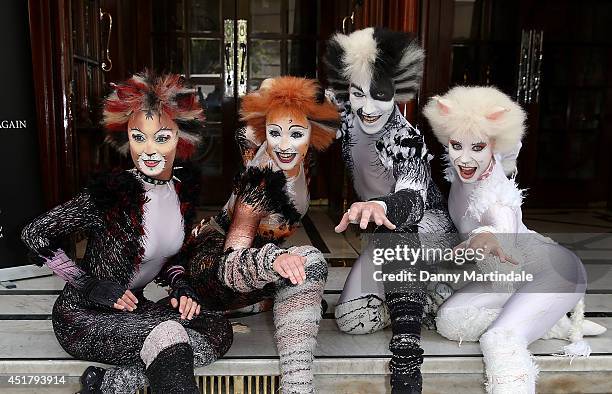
135, 375, 280, 394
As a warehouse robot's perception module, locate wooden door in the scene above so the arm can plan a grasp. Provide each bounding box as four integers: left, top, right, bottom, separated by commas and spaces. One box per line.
29, 0, 115, 206
31, 0, 349, 207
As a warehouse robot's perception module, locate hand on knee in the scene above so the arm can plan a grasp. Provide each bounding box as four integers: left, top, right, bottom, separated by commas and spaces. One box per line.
287, 245, 328, 283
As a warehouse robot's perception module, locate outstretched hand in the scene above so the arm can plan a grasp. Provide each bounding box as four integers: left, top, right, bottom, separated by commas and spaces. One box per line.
454, 232, 518, 265
334, 201, 396, 233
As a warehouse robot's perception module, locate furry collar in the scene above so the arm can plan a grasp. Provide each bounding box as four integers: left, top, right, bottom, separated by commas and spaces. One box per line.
444, 154, 524, 221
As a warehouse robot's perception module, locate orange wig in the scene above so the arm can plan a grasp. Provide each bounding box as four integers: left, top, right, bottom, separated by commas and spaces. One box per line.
239, 77, 340, 151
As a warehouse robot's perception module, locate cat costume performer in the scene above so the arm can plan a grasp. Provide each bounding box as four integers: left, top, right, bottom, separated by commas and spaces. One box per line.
174, 76, 340, 394
21, 71, 233, 394
324, 27, 456, 393
424, 86, 606, 394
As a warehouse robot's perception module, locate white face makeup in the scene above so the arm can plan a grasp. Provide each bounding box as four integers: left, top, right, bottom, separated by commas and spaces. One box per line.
265, 116, 311, 172
128, 111, 179, 179
349, 83, 395, 134
448, 132, 493, 183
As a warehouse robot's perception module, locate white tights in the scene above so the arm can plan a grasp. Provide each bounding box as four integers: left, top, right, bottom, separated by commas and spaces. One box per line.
437, 242, 587, 394
436, 281, 583, 345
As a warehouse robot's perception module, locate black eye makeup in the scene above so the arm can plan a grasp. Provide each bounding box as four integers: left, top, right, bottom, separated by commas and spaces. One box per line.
130, 129, 146, 143
268, 129, 281, 137
350, 83, 365, 98
449, 140, 462, 150
369, 77, 395, 102
472, 142, 488, 152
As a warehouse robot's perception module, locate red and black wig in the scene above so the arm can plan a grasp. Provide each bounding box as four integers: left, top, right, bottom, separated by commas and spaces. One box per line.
102, 70, 204, 159
240, 77, 341, 151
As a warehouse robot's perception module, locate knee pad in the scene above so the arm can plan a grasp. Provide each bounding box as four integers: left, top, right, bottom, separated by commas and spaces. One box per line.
140, 320, 190, 368
335, 295, 390, 335
436, 305, 500, 343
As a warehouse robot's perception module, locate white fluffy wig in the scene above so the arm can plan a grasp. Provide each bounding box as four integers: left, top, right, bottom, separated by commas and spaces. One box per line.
423, 86, 526, 174
324, 27, 424, 102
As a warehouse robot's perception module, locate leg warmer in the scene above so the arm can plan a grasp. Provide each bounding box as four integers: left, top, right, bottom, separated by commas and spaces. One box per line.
335, 294, 390, 334
141, 320, 199, 394
386, 291, 426, 394
99, 320, 232, 393
480, 328, 538, 394
381, 233, 427, 394
273, 245, 328, 394
99, 364, 147, 394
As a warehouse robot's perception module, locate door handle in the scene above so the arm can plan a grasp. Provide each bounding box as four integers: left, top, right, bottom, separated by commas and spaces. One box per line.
99, 9, 113, 72
223, 19, 234, 97
225, 43, 233, 87
237, 19, 248, 96
517, 29, 543, 104
239, 43, 247, 85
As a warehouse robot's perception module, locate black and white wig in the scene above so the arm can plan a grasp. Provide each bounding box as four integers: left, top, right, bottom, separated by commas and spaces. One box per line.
324, 27, 425, 102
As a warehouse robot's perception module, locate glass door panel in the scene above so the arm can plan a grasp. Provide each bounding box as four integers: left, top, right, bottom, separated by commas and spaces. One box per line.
250, 0, 282, 33
190, 38, 222, 76
244, 0, 320, 93
250, 39, 281, 78
152, 0, 234, 204
190, 0, 221, 32
151, 0, 321, 204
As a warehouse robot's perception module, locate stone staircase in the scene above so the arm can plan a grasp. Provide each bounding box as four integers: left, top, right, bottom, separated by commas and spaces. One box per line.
1, 266, 611, 394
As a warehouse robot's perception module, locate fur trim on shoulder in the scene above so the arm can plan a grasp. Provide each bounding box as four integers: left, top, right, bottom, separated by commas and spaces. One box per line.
86, 170, 147, 213
85, 169, 147, 284
375, 110, 429, 169
442, 153, 456, 183
233, 166, 302, 226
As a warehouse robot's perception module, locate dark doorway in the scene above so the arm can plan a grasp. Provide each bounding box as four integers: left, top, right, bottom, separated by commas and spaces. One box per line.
151, 0, 323, 203
423, 0, 612, 208
29, 0, 346, 208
